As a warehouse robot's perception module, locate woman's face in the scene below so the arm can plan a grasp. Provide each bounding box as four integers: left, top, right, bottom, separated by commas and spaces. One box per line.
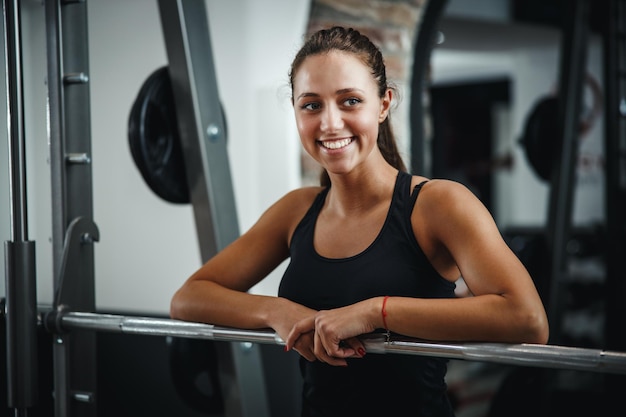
292, 50, 391, 177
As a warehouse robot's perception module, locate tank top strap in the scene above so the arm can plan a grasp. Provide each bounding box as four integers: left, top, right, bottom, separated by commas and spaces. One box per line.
396, 171, 428, 220
290, 186, 329, 247
409, 180, 429, 206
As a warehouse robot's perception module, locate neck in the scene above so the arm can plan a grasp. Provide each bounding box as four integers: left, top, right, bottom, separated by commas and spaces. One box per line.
325, 164, 399, 215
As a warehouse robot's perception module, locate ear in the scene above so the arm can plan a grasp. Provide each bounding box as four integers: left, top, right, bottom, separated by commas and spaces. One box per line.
378, 88, 392, 123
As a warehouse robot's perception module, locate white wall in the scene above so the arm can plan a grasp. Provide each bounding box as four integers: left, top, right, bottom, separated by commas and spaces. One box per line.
0, 0, 309, 315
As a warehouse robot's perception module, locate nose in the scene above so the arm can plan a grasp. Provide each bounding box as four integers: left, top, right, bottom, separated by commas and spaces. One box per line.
320, 104, 343, 133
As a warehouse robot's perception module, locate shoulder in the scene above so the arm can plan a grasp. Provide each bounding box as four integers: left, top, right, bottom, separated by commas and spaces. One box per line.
412, 178, 481, 213
411, 178, 495, 238
254, 186, 325, 234
274, 186, 325, 213
413, 178, 499, 246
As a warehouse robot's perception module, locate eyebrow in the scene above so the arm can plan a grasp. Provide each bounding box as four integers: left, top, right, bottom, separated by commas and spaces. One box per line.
296, 88, 365, 101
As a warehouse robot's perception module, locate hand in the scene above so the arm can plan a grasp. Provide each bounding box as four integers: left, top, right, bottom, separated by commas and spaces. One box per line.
271, 298, 318, 362
286, 300, 376, 366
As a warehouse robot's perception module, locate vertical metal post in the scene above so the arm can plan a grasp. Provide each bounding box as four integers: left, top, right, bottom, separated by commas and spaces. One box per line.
602, 0, 626, 410
44, 0, 97, 416
602, 0, 626, 354
3, 0, 39, 415
544, 0, 589, 345
157, 1, 270, 416
409, 0, 449, 176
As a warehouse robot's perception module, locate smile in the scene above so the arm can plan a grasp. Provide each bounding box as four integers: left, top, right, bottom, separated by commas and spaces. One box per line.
319, 138, 353, 150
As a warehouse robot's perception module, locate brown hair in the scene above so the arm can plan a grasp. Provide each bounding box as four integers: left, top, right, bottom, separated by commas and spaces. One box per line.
289, 26, 407, 186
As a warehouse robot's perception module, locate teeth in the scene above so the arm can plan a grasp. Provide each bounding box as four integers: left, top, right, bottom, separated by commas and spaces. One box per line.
321, 138, 352, 149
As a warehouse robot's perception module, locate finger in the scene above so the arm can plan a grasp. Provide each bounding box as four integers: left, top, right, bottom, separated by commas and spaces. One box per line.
317, 332, 358, 359
343, 337, 366, 358
293, 332, 317, 362
313, 330, 348, 367
285, 317, 315, 351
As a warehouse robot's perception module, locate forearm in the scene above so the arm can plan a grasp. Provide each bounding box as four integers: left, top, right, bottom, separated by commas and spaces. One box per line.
372, 295, 549, 344
170, 279, 281, 329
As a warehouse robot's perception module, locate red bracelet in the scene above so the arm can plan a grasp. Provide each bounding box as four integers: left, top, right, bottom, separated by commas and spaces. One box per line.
381, 296, 390, 330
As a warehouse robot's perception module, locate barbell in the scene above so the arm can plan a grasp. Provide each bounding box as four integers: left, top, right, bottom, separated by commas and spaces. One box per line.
44, 310, 626, 376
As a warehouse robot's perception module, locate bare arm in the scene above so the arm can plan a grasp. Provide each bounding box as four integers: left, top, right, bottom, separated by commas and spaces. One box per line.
385, 179, 549, 344
170, 187, 324, 355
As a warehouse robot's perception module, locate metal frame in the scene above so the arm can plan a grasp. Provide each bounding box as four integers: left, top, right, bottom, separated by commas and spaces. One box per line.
603, 0, 626, 354
409, 0, 449, 176
602, 0, 626, 408
3, 1, 38, 415
156, 1, 270, 416
44, 0, 98, 416
544, 0, 590, 346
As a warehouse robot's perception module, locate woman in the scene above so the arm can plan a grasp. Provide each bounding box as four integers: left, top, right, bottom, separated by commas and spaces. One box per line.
170, 26, 549, 416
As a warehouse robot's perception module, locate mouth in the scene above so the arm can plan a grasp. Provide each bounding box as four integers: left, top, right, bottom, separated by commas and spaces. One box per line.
318, 137, 354, 150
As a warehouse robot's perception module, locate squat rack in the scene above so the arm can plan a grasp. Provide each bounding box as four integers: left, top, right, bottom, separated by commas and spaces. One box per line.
3, 1, 626, 417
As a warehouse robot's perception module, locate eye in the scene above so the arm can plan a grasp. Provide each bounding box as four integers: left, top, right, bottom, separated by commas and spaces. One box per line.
343, 97, 362, 107
300, 102, 321, 111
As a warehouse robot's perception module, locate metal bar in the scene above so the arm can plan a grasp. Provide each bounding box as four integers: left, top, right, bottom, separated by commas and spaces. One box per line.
603, 0, 626, 353
44, 0, 97, 416
45, 0, 67, 288
157, 2, 270, 417
545, 0, 590, 345
602, 0, 626, 409
409, 0, 449, 176
57, 312, 626, 376
4, 0, 27, 243
157, 0, 239, 260
3, 0, 39, 414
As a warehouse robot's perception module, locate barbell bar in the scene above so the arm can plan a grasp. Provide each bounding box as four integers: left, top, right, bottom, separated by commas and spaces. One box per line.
47, 311, 626, 376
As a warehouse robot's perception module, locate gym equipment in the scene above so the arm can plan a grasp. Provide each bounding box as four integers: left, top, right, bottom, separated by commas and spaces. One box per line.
3, 0, 38, 412
520, 96, 560, 181
46, 311, 626, 375
410, 0, 449, 176
601, 0, 626, 411
519, 74, 603, 182
166, 337, 224, 413
127, 66, 229, 204
157, 1, 271, 416
128, 66, 190, 204
39, 0, 271, 416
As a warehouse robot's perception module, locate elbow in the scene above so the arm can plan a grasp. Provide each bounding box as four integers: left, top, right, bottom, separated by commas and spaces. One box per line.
522, 309, 550, 345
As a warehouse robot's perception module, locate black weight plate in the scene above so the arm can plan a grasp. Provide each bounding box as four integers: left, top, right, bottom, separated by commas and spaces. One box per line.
128, 66, 190, 204
520, 96, 559, 182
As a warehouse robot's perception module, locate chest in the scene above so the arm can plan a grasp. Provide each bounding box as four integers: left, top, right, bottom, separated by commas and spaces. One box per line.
313, 203, 389, 259
279, 205, 455, 311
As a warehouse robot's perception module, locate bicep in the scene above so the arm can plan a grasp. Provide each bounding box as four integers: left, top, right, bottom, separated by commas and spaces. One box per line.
419, 181, 534, 298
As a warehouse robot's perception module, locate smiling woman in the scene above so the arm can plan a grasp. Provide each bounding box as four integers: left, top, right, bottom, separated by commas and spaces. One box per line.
170, 26, 548, 417
291, 50, 392, 180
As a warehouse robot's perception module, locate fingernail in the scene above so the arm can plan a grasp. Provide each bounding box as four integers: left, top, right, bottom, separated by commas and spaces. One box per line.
357, 348, 366, 356
284, 346, 289, 352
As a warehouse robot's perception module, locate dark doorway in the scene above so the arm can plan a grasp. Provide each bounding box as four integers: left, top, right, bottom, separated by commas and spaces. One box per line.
429, 78, 511, 214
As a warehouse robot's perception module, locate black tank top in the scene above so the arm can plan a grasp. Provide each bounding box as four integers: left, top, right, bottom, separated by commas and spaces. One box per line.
279, 171, 456, 417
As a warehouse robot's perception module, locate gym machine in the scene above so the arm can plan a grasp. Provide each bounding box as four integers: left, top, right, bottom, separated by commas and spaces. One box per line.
3, 1, 626, 417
